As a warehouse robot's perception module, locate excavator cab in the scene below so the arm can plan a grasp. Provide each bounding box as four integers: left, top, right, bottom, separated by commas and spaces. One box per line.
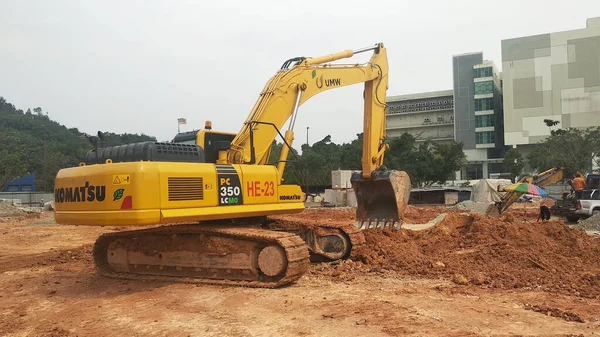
351, 169, 411, 229
171, 121, 237, 163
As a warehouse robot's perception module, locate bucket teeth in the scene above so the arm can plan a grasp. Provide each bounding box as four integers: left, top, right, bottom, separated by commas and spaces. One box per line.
356, 219, 402, 231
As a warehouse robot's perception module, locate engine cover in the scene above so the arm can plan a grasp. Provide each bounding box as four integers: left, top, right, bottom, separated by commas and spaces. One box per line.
84, 141, 205, 165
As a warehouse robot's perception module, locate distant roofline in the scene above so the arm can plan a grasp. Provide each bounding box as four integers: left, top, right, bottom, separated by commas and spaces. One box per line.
387, 89, 453, 102
452, 51, 483, 58
501, 17, 599, 42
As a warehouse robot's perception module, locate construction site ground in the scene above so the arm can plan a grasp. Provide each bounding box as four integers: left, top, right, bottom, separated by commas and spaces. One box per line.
1, 203, 599, 337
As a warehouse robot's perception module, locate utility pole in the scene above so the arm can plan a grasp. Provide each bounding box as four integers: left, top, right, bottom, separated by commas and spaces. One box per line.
42, 125, 46, 192
306, 126, 309, 146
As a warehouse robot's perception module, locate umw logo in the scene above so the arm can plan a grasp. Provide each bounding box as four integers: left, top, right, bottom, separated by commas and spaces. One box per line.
316, 76, 341, 89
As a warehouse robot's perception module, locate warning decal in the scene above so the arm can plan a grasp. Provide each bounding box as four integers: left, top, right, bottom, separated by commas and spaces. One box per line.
112, 175, 131, 185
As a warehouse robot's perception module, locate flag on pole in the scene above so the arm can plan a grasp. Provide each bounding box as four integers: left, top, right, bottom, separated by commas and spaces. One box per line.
177, 118, 187, 125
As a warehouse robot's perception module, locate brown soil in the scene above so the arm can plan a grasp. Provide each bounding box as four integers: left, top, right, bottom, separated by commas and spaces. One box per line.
350, 212, 600, 299
274, 205, 445, 225
1, 209, 599, 336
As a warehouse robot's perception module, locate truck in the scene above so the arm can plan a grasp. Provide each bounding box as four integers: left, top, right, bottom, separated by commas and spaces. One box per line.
574, 189, 600, 219
551, 172, 600, 222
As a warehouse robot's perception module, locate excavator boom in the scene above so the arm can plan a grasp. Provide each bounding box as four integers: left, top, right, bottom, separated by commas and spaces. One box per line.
224, 43, 410, 227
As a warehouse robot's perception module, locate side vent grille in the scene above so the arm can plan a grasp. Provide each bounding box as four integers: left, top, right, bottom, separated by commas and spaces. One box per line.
168, 177, 204, 201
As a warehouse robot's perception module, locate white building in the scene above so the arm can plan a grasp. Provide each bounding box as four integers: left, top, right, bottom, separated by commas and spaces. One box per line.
501, 17, 600, 170
386, 90, 455, 143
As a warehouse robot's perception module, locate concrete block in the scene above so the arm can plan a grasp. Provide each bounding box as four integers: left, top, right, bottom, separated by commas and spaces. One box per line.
331, 170, 361, 189
324, 189, 335, 203
331, 170, 349, 189
337, 190, 348, 206
444, 191, 459, 205
324, 189, 347, 206
346, 188, 357, 207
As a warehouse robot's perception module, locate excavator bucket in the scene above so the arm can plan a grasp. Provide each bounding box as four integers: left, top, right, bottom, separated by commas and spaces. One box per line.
350, 169, 411, 230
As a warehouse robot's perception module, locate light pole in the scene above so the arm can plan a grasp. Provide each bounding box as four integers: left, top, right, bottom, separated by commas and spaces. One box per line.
306, 126, 309, 146
41, 124, 46, 192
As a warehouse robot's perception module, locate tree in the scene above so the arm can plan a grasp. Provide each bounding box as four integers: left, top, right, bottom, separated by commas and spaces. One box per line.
527, 125, 600, 174
338, 133, 363, 170
0, 150, 27, 188
383, 134, 467, 187
503, 148, 524, 181
0, 96, 156, 191
266, 140, 300, 184
429, 141, 468, 184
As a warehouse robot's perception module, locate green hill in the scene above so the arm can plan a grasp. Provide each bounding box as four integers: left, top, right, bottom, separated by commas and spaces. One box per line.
0, 96, 156, 192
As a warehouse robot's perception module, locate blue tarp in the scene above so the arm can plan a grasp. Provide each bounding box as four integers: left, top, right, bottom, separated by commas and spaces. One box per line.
3, 173, 36, 192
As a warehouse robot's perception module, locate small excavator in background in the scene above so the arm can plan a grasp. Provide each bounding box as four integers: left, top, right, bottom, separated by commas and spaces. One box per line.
52, 43, 411, 288
489, 167, 589, 219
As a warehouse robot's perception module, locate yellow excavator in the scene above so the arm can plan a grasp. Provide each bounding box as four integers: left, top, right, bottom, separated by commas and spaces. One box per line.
52, 42, 411, 288
491, 167, 585, 215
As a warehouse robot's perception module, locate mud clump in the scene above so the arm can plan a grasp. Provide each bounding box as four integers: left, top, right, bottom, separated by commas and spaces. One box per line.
352, 213, 600, 298
524, 304, 585, 323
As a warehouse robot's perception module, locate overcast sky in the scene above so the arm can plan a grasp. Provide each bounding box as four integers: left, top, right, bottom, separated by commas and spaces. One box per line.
1, 0, 599, 151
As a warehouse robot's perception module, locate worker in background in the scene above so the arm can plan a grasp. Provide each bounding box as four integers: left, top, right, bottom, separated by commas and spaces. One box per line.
572, 174, 586, 200
537, 197, 555, 221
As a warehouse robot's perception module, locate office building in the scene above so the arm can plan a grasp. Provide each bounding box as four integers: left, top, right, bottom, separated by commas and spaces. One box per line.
452, 52, 507, 179
385, 17, 600, 180
385, 53, 507, 180
501, 17, 600, 164
386, 90, 455, 143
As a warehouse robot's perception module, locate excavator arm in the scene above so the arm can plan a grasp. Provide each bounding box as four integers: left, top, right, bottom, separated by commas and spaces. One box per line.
225, 43, 410, 228
225, 43, 389, 180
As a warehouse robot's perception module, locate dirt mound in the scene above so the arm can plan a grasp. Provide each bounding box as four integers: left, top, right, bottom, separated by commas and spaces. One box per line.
0, 202, 26, 217
403, 205, 447, 223
351, 213, 600, 298
274, 205, 443, 225
292, 205, 447, 224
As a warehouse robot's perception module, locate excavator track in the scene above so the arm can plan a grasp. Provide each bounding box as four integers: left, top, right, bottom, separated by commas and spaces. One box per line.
263, 220, 366, 262
92, 224, 310, 289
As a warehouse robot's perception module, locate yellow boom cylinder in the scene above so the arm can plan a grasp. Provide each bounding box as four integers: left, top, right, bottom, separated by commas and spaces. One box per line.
303, 50, 354, 66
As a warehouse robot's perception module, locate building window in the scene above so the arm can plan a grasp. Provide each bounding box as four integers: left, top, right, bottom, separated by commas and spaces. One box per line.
475, 115, 495, 128
466, 164, 484, 180
474, 67, 493, 78
474, 81, 493, 95
476, 131, 495, 144
475, 97, 494, 111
